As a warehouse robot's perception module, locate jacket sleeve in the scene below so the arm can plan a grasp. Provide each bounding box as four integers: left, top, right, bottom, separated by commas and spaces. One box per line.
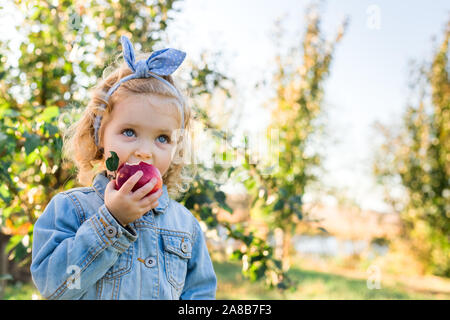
180, 218, 217, 300
30, 192, 137, 300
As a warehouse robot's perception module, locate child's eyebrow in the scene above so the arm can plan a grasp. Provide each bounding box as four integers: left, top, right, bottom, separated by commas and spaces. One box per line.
120, 122, 174, 134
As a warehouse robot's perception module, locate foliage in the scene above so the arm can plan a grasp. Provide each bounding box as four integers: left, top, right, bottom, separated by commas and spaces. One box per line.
179, 42, 294, 289
182, 164, 291, 289
247, 6, 348, 270
180, 6, 348, 288
373, 21, 450, 277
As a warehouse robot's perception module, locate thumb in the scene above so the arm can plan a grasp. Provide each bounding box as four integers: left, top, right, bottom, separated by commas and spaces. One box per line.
105, 179, 117, 193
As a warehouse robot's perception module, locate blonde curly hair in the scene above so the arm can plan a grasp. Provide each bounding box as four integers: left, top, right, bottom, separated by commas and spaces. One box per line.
61, 50, 196, 200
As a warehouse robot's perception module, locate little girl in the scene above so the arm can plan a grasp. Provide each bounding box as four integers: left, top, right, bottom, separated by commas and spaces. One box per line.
30, 36, 217, 300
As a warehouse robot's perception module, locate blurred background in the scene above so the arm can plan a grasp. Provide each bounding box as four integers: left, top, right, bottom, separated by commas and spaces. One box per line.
0, 0, 449, 299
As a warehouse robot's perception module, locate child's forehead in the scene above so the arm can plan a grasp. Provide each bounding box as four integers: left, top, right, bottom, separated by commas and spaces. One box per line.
112, 93, 181, 125
115, 93, 179, 111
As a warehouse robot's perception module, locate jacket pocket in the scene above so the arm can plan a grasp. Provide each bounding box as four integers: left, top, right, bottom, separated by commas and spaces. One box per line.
162, 234, 192, 291
104, 245, 133, 279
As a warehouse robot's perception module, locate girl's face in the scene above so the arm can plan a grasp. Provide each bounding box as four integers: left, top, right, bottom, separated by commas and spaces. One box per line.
101, 93, 181, 179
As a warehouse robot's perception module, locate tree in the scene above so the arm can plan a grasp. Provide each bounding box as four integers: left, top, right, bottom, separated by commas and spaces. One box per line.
373, 20, 450, 277
181, 58, 292, 289
247, 6, 347, 271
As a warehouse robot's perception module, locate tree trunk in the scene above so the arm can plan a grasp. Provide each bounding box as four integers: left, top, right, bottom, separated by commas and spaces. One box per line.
274, 228, 292, 272
0, 232, 11, 299
281, 230, 291, 272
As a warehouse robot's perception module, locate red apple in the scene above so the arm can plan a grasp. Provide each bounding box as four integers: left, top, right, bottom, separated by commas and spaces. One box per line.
114, 161, 162, 196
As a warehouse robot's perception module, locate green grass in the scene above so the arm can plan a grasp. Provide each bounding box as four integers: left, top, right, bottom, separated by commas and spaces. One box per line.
214, 260, 445, 300
2, 281, 40, 300
2, 260, 447, 300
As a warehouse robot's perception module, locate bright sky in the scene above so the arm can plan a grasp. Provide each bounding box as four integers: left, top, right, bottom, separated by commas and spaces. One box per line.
1, 1, 448, 213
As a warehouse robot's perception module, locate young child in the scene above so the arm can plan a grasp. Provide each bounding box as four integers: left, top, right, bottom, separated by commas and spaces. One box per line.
30, 36, 217, 300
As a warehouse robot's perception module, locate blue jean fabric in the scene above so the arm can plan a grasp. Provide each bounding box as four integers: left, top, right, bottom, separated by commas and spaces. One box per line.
30, 171, 217, 300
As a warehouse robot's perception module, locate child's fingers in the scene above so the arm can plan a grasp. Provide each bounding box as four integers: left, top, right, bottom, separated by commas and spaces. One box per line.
133, 178, 158, 200
105, 179, 117, 194
139, 188, 163, 207
119, 171, 143, 194
143, 188, 163, 203
147, 198, 159, 209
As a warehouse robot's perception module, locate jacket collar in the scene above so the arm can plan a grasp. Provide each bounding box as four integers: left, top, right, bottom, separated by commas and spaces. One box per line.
92, 171, 169, 214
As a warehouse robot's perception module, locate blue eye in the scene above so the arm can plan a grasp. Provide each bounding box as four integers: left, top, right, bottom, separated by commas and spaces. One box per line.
122, 128, 135, 137
157, 135, 170, 144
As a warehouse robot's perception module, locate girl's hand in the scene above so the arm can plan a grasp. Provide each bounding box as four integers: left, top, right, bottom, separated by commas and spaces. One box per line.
104, 171, 164, 226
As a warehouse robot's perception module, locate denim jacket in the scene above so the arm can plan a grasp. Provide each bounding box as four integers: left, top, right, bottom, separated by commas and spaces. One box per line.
30, 171, 217, 300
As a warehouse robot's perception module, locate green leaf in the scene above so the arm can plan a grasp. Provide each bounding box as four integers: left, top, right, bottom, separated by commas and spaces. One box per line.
105, 151, 119, 171
0, 162, 13, 185
185, 194, 212, 209
0, 108, 19, 118
289, 195, 302, 204
43, 123, 59, 136
1, 206, 14, 219
214, 191, 226, 203
26, 151, 40, 165
273, 199, 284, 211
0, 132, 8, 144
220, 202, 233, 214
23, 132, 41, 155
39, 106, 59, 122
184, 195, 195, 209
199, 205, 212, 220
227, 167, 236, 178
273, 259, 282, 269
5, 235, 22, 253
230, 250, 243, 260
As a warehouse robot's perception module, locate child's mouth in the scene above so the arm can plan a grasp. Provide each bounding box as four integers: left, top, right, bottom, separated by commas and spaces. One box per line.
125, 160, 153, 166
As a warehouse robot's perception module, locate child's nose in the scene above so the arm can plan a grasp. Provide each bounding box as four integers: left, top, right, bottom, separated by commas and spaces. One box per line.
135, 149, 152, 160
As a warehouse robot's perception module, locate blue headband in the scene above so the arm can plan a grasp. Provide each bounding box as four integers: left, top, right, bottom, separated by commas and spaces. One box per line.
93, 35, 186, 147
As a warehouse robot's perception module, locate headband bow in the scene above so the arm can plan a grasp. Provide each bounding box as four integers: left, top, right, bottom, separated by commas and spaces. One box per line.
93, 36, 186, 146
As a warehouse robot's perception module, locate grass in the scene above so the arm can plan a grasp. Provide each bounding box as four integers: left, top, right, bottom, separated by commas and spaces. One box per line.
2, 260, 449, 300
214, 260, 449, 300
2, 281, 40, 300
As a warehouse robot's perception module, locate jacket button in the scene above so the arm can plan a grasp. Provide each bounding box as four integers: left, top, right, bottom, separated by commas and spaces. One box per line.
144, 257, 156, 268
181, 242, 189, 253
105, 225, 117, 238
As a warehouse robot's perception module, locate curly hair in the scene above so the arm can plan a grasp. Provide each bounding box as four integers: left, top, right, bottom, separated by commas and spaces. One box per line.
61, 50, 196, 200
